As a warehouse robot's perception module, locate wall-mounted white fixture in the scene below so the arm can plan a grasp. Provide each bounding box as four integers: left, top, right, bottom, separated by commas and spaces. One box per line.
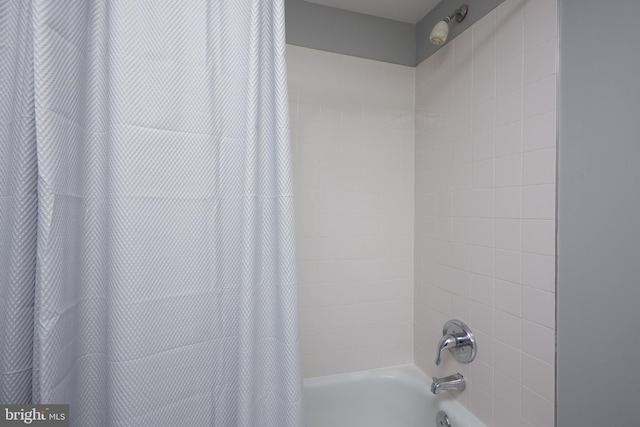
429, 4, 469, 46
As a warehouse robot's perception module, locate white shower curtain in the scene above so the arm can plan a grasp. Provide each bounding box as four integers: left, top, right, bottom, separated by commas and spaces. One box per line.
1, 1, 303, 426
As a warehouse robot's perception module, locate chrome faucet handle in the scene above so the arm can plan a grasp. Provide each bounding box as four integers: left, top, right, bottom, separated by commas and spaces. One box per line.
434, 319, 477, 365
435, 334, 457, 365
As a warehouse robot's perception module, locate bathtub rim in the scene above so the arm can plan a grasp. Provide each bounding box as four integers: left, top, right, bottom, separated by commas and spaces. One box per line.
303, 364, 486, 427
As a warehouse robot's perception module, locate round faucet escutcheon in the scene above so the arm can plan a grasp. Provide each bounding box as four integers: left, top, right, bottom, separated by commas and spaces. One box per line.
435, 319, 477, 365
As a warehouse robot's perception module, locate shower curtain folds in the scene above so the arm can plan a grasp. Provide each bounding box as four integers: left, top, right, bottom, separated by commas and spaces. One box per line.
0, 1, 303, 426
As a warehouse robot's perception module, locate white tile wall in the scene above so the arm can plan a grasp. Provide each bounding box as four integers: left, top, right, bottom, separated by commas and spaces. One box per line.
414, 1, 557, 426
286, 1, 556, 422
287, 45, 415, 378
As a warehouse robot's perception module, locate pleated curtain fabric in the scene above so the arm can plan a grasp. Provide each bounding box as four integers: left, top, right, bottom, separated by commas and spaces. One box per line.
0, 1, 303, 426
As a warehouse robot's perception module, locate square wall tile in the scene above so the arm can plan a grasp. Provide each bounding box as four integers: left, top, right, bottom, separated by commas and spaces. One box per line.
522, 287, 555, 328
522, 253, 555, 293
496, 55, 523, 97
524, 75, 556, 119
495, 249, 521, 284
494, 279, 521, 317
494, 187, 522, 219
494, 339, 521, 381
494, 370, 522, 413
521, 386, 554, 427
495, 154, 522, 188
522, 353, 555, 400
523, 184, 555, 219
523, 220, 555, 255
525, 38, 557, 84
523, 148, 556, 184
495, 218, 522, 251
524, 111, 556, 152
494, 310, 522, 349
522, 320, 555, 364
524, 0, 558, 52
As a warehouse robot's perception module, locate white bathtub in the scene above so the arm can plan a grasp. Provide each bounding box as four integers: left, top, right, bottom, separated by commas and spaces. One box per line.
304, 365, 486, 427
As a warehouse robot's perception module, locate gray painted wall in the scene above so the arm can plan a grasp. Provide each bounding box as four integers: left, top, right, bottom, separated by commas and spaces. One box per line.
285, 0, 504, 67
285, 0, 416, 66
557, 0, 640, 425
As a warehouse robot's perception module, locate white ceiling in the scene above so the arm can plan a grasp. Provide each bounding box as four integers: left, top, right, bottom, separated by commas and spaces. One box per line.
304, 0, 441, 24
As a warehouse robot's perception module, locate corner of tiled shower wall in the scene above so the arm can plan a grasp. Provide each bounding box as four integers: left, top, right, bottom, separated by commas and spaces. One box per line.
414, 0, 557, 426
286, 45, 416, 378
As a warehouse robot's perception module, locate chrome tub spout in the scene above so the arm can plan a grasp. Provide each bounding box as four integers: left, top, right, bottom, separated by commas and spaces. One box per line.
431, 373, 465, 394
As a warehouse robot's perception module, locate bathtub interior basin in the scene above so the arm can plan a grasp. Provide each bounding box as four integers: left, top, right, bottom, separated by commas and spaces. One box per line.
304, 364, 485, 427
